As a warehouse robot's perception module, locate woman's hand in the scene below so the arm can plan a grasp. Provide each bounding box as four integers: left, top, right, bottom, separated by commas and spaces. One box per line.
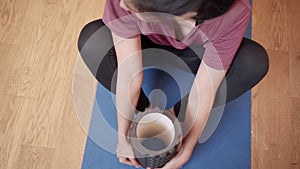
116, 136, 142, 168
160, 146, 192, 169
146, 141, 193, 169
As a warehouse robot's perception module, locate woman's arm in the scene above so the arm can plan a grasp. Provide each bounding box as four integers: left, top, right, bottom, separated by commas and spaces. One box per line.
112, 33, 143, 168
160, 62, 227, 169
183, 62, 227, 149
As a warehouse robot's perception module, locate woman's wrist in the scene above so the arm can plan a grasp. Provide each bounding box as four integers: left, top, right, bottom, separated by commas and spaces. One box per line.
118, 127, 129, 135
174, 141, 194, 166
118, 131, 129, 142
117, 125, 130, 140
182, 138, 197, 153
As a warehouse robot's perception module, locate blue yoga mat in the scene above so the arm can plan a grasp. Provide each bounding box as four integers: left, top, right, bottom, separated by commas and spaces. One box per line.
82, 84, 251, 169
81, 1, 252, 168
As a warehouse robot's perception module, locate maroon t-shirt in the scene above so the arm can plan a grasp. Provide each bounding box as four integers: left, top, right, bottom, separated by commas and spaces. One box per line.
102, 0, 251, 70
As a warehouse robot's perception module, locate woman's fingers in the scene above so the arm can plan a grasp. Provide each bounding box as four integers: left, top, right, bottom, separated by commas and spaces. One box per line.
118, 156, 141, 168
116, 137, 142, 167
129, 158, 141, 168
119, 157, 133, 166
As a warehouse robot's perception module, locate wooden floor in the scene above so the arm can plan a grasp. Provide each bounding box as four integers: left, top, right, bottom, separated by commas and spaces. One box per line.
0, 0, 299, 169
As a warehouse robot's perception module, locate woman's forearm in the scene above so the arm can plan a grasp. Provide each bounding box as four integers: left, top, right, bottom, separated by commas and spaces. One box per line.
182, 83, 214, 151
116, 72, 143, 137
112, 33, 143, 138
182, 62, 226, 151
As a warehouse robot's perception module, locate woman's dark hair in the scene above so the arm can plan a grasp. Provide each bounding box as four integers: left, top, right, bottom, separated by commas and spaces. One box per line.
126, 0, 236, 24
194, 0, 236, 24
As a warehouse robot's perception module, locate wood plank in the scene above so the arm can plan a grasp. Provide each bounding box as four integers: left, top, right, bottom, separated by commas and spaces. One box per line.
0, 43, 15, 95
0, 96, 36, 169
287, 1, 300, 97
290, 98, 300, 168
1, 43, 38, 98
289, 51, 300, 97
73, 55, 98, 129
252, 0, 289, 52
11, 145, 54, 169
0, 96, 20, 169
251, 85, 259, 169
0, 0, 31, 44
50, 89, 87, 169
251, 51, 294, 169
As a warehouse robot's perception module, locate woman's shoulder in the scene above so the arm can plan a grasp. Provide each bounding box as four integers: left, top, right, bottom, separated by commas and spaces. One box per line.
239, 0, 251, 10
197, 0, 250, 39
103, 0, 141, 38
103, 0, 133, 21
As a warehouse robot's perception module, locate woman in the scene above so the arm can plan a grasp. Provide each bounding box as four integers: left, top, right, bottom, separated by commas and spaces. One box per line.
78, 0, 269, 168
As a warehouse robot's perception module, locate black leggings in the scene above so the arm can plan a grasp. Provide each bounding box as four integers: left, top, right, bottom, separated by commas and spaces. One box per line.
77, 19, 269, 119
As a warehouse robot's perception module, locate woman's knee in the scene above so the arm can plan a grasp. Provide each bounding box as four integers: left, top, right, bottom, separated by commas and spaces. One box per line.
77, 19, 105, 51
77, 19, 114, 78
239, 38, 269, 80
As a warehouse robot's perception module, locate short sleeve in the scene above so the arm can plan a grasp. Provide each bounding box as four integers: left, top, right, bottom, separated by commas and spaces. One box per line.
202, 6, 251, 70
102, 0, 141, 38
